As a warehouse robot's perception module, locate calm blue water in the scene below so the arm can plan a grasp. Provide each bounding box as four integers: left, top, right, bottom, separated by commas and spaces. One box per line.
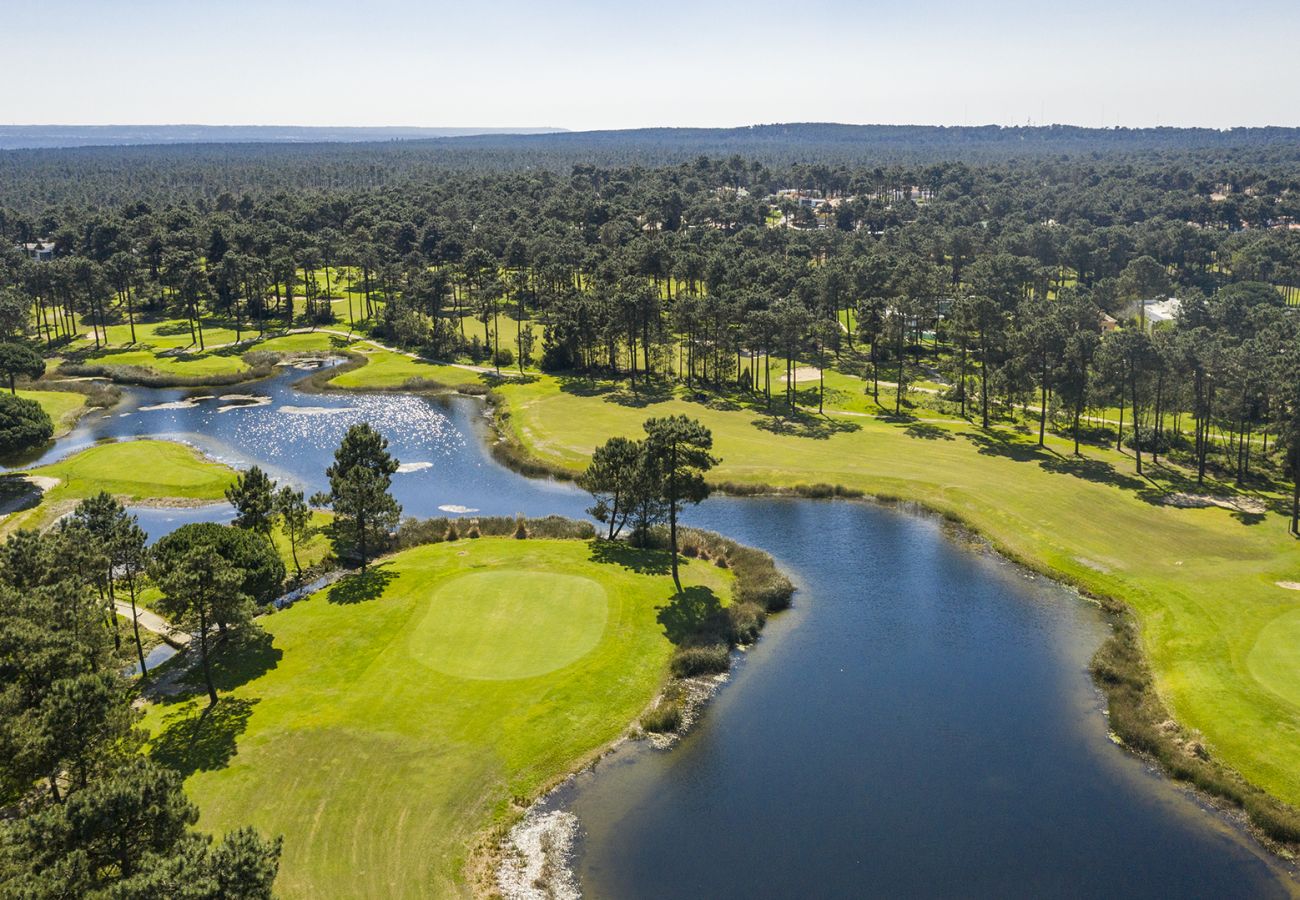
14, 366, 1291, 895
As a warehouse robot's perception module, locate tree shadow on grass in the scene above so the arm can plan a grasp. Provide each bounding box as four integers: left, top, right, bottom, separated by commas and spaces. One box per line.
656, 585, 729, 646
150, 696, 257, 778
327, 564, 397, 604
903, 422, 955, 441
752, 413, 861, 440
588, 539, 672, 575
158, 628, 283, 704
960, 430, 1044, 463
1037, 453, 1147, 492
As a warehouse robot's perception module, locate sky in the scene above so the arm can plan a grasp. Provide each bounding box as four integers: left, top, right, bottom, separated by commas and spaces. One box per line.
8, 0, 1300, 131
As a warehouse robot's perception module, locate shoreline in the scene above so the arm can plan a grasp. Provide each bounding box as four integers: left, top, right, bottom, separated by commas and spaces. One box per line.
40, 351, 1299, 889
462, 370, 1300, 871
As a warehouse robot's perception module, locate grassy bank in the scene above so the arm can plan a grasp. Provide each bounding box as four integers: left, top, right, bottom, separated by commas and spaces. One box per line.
365, 365, 1300, 840
140, 536, 734, 897
1, 440, 237, 535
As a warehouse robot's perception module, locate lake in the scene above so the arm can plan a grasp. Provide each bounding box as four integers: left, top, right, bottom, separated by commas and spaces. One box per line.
11, 365, 1290, 895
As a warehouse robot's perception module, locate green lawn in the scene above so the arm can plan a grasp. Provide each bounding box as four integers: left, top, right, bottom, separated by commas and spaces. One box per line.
328, 346, 491, 390
57, 323, 343, 379
475, 368, 1300, 813
141, 537, 731, 897
18, 388, 88, 435
2, 440, 236, 534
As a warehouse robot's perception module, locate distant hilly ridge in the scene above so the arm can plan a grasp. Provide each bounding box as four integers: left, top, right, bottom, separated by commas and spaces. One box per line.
5, 122, 1300, 154
0, 124, 566, 150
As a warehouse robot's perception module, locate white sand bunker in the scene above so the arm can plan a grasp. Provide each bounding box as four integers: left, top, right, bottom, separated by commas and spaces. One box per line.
396, 462, 432, 473
1161, 492, 1267, 515
1276, 581, 1300, 591
278, 405, 354, 416
496, 809, 579, 900
438, 504, 479, 514
779, 366, 822, 383
0, 475, 59, 517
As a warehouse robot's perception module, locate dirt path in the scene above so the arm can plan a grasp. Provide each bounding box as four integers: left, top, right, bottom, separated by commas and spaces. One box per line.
114, 601, 191, 645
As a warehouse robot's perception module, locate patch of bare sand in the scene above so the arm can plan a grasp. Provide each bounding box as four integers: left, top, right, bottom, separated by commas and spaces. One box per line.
1160, 492, 1267, 515
779, 366, 822, 384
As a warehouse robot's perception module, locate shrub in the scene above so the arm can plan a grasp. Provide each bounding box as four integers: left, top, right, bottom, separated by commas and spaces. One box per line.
444, 522, 459, 541
465, 520, 481, 538
670, 644, 730, 677
513, 517, 529, 539
641, 701, 682, 733
493, 347, 514, 368
0, 393, 53, 455
726, 602, 766, 645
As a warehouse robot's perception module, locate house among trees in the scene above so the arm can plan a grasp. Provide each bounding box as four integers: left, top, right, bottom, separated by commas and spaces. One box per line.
1123, 296, 1182, 330
19, 240, 55, 262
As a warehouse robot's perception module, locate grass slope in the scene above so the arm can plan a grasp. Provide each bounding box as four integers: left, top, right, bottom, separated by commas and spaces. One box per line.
2, 440, 236, 534
18, 388, 88, 435
455, 369, 1300, 813
142, 538, 731, 897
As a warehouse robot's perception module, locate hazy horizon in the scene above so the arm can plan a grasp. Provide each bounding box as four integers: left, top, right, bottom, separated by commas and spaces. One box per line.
12, 0, 1300, 132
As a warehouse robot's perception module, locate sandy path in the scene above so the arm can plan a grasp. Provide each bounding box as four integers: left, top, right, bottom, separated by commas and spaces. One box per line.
114, 601, 191, 645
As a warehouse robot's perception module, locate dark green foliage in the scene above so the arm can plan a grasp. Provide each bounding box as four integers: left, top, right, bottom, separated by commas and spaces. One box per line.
0, 527, 279, 896
0, 342, 44, 393
225, 465, 276, 532
322, 423, 401, 570
0, 393, 52, 455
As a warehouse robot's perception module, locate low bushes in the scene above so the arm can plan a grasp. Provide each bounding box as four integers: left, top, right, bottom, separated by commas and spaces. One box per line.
677, 527, 795, 613
394, 515, 594, 550
670, 645, 731, 677
640, 699, 683, 733
1092, 617, 1300, 847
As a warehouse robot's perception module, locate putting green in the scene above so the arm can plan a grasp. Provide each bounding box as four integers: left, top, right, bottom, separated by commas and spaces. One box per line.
1248, 608, 1300, 708
412, 570, 608, 679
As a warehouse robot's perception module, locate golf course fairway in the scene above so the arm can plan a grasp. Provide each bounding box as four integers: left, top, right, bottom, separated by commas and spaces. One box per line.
141, 536, 732, 897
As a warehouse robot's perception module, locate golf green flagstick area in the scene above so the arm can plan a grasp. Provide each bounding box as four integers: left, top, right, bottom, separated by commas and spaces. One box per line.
141, 537, 733, 897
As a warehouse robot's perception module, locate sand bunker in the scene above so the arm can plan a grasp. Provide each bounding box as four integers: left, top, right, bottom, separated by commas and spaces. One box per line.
1276, 581, 1300, 591
1160, 492, 1267, 515
779, 366, 823, 383
396, 462, 433, 473
278, 405, 353, 416
0, 475, 59, 517
438, 504, 479, 514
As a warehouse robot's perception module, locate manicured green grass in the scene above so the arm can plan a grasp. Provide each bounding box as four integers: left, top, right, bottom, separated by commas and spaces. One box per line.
328, 346, 490, 390
270, 510, 334, 575
2, 440, 236, 534
59, 322, 343, 379
18, 388, 88, 435
484, 368, 1300, 812
141, 538, 731, 897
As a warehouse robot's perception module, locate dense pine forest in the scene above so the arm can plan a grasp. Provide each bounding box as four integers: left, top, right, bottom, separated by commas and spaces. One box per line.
2, 134, 1299, 519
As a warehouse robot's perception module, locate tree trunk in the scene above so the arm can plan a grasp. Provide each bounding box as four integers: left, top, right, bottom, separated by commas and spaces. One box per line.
199, 605, 217, 708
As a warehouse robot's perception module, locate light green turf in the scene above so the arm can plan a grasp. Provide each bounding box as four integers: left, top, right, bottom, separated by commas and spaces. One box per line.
480, 367, 1300, 811
60, 324, 342, 378
18, 388, 88, 435
328, 346, 492, 390
2, 440, 236, 534
141, 538, 731, 897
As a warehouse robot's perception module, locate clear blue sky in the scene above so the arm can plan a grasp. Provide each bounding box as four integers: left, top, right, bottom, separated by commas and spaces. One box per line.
10, 0, 1299, 130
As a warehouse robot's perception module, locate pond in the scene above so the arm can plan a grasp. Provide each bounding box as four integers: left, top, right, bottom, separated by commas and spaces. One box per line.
14, 365, 1292, 895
